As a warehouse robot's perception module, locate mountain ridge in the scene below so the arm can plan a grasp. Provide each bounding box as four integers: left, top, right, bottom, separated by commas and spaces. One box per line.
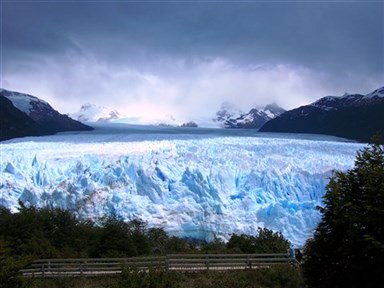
70, 103, 121, 122
214, 102, 285, 129
259, 87, 384, 142
0, 95, 44, 141
0, 88, 93, 141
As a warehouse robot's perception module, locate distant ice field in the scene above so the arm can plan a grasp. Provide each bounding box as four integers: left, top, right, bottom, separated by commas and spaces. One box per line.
0, 123, 365, 246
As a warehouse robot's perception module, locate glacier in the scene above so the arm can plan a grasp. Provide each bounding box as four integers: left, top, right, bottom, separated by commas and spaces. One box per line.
0, 123, 364, 246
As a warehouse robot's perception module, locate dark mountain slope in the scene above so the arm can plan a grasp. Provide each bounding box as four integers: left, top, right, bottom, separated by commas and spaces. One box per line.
259, 87, 384, 142
1, 88, 93, 141
1, 89, 93, 134
0, 95, 44, 141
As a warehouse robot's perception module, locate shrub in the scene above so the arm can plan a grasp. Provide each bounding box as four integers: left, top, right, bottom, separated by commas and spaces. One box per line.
227, 227, 290, 253
303, 143, 384, 288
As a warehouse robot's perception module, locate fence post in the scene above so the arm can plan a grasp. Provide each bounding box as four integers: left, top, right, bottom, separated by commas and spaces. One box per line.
80, 262, 83, 276
247, 254, 252, 269
166, 255, 169, 272
206, 254, 210, 271
42, 263, 45, 278
47, 260, 51, 276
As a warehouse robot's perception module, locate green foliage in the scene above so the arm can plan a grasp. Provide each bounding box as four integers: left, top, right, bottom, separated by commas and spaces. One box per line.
227, 227, 290, 253
248, 264, 304, 288
25, 276, 117, 288
303, 143, 384, 288
114, 265, 303, 288
0, 239, 30, 288
93, 215, 138, 257
0, 202, 300, 288
0, 206, 199, 259
177, 265, 303, 288
117, 267, 180, 288
15, 265, 304, 288
0, 205, 92, 258
200, 236, 226, 253
147, 228, 169, 254
129, 219, 151, 256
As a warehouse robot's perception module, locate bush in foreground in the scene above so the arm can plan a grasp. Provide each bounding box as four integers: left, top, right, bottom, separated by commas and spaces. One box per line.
303, 142, 384, 288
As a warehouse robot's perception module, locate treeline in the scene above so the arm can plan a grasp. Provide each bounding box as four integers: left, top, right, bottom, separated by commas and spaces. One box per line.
0, 204, 295, 287
0, 204, 290, 260
0, 203, 302, 288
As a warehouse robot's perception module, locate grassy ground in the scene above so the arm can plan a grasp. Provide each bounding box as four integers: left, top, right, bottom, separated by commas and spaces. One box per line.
20, 265, 304, 288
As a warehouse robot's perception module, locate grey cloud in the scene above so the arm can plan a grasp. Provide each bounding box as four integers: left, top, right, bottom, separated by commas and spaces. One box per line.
4, 2, 383, 69
2, 1, 383, 115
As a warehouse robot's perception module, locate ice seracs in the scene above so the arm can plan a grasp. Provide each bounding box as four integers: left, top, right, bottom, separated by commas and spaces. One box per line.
0, 125, 363, 246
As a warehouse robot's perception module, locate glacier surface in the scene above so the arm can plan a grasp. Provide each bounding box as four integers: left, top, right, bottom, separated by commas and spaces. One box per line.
0, 124, 364, 246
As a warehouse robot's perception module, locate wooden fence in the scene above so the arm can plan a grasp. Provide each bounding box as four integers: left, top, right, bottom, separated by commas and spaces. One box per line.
20, 253, 296, 278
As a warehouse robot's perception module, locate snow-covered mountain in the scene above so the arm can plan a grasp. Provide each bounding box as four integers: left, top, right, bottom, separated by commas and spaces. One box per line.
260, 86, 384, 142
70, 100, 283, 129
70, 103, 121, 122
0, 88, 92, 140
214, 102, 244, 125
72, 104, 203, 128
215, 102, 285, 129
365, 86, 384, 98
0, 88, 50, 115
0, 125, 363, 246
0, 95, 43, 141
310, 86, 384, 111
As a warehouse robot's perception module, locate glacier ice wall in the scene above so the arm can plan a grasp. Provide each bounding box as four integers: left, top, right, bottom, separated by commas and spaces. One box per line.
0, 133, 363, 246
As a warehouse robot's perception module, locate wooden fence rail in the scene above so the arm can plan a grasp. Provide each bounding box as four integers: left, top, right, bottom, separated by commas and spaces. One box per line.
20, 253, 296, 278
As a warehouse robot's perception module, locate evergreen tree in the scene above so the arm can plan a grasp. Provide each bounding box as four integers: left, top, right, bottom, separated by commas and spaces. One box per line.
303, 143, 384, 288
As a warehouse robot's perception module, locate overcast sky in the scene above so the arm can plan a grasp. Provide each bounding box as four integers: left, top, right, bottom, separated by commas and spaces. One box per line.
2, 0, 383, 119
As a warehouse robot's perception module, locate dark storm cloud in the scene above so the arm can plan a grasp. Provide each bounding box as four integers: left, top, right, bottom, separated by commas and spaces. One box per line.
2, 0, 383, 116
4, 1, 382, 72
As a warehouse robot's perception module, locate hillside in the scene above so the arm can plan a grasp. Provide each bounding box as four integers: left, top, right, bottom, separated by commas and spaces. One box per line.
0, 95, 44, 141
214, 102, 285, 129
259, 87, 384, 142
0, 88, 93, 141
